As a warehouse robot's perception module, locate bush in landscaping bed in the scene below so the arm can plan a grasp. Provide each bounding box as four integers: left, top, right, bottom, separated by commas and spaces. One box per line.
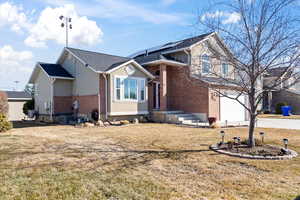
23, 99, 34, 115
241, 138, 263, 146
208, 117, 217, 125
0, 92, 8, 115
0, 114, 12, 132
275, 102, 288, 114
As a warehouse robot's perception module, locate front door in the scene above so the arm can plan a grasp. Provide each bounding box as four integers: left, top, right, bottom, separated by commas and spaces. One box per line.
153, 82, 160, 110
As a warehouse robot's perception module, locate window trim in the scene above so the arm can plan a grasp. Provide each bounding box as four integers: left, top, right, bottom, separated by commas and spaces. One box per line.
114, 75, 147, 102
201, 54, 211, 74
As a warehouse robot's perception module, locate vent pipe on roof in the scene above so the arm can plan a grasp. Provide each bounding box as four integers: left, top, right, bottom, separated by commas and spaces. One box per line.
145, 50, 148, 56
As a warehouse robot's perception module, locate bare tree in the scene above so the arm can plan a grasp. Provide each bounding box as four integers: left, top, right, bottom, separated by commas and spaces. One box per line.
194, 0, 300, 147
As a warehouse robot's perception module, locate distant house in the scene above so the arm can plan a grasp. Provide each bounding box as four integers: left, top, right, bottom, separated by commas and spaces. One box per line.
263, 67, 300, 114
5, 91, 32, 121
28, 32, 248, 124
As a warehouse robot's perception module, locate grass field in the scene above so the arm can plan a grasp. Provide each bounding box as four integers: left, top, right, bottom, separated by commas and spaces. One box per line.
0, 122, 300, 200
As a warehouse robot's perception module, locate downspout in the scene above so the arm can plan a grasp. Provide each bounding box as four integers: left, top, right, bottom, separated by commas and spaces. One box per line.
50, 78, 56, 122
102, 73, 108, 120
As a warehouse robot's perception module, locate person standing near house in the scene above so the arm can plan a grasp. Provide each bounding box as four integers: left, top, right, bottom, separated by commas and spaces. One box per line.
72, 99, 79, 121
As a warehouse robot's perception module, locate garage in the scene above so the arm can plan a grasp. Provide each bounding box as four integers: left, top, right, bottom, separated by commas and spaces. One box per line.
220, 92, 247, 122
6, 91, 32, 121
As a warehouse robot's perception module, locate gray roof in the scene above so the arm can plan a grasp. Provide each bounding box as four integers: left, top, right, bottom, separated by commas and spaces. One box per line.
132, 32, 213, 65
39, 63, 73, 78
265, 67, 293, 78
5, 91, 32, 100
66, 47, 131, 72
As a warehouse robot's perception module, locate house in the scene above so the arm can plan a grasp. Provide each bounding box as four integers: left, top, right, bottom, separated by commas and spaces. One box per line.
263, 67, 300, 114
28, 32, 248, 124
29, 48, 155, 122
4, 91, 32, 121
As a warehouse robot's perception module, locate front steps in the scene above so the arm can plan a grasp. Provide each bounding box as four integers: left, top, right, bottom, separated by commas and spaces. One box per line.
151, 110, 209, 126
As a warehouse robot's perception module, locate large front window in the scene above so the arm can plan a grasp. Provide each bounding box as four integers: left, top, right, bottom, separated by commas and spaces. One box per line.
115, 76, 146, 101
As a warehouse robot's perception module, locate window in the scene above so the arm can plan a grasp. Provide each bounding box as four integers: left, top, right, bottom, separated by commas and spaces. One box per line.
140, 79, 145, 101
115, 76, 146, 101
202, 54, 211, 74
222, 63, 229, 77
115, 78, 121, 100
124, 78, 137, 100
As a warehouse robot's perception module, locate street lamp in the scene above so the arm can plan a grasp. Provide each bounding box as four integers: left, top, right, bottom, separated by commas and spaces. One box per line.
233, 137, 238, 144
283, 138, 289, 149
59, 15, 73, 47
220, 130, 225, 144
237, 137, 241, 144
260, 132, 265, 144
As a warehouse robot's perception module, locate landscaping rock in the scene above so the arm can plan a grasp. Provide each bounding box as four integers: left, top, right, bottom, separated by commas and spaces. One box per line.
133, 118, 139, 124
84, 122, 94, 127
95, 120, 104, 127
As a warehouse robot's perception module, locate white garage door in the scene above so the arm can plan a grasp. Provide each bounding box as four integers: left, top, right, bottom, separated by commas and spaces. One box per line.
8, 101, 26, 121
220, 95, 246, 122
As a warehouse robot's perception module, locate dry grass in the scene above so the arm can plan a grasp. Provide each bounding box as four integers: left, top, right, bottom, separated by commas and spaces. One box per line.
258, 114, 300, 120
0, 122, 300, 200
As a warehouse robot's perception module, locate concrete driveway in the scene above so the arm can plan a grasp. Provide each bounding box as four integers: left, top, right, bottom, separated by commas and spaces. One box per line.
257, 118, 300, 130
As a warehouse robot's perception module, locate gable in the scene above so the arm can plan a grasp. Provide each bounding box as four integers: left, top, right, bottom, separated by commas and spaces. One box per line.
110, 62, 151, 78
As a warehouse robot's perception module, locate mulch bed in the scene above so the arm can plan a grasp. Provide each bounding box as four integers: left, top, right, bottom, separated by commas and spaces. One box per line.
217, 143, 285, 157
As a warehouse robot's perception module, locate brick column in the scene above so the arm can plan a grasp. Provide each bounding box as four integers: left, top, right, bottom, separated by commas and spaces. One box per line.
160, 64, 167, 111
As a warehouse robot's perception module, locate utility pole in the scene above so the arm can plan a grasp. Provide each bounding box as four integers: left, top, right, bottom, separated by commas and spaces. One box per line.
14, 81, 19, 91
59, 15, 73, 47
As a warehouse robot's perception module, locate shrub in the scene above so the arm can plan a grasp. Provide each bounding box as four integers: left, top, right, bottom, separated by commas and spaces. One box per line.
241, 138, 263, 146
0, 92, 8, 115
23, 99, 34, 115
275, 102, 288, 114
208, 117, 217, 125
0, 114, 12, 132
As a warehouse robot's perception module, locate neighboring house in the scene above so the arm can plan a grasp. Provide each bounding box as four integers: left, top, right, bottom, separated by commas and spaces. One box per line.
263, 67, 300, 114
29, 48, 154, 122
5, 91, 32, 121
28, 32, 248, 123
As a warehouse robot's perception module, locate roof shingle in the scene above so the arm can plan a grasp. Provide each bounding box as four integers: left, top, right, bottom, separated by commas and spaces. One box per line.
5, 91, 31, 100
66, 47, 131, 72
132, 32, 213, 65
39, 63, 74, 78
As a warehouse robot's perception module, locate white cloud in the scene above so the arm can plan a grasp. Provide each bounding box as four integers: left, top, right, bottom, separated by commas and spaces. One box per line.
0, 2, 30, 33
0, 45, 33, 90
25, 4, 103, 48
38, 0, 187, 25
222, 12, 241, 24
161, 0, 177, 6
201, 11, 241, 24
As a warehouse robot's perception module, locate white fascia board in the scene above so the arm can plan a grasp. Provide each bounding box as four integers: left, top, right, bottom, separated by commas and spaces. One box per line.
105, 59, 155, 79
28, 63, 41, 84
8, 98, 32, 101
142, 59, 187, 67
50, 76, 75, 80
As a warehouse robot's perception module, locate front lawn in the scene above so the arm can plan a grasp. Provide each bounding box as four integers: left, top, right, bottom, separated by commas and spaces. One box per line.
0, 123, 300, 200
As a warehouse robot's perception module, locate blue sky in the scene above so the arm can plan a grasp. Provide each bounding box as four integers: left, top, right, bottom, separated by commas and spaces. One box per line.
0, 0, 211, 90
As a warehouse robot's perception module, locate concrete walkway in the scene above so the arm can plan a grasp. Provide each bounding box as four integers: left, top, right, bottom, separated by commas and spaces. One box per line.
256, 118, 300, 130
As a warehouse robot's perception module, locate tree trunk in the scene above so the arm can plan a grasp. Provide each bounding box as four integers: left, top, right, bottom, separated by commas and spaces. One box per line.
248, 113, 256, 147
